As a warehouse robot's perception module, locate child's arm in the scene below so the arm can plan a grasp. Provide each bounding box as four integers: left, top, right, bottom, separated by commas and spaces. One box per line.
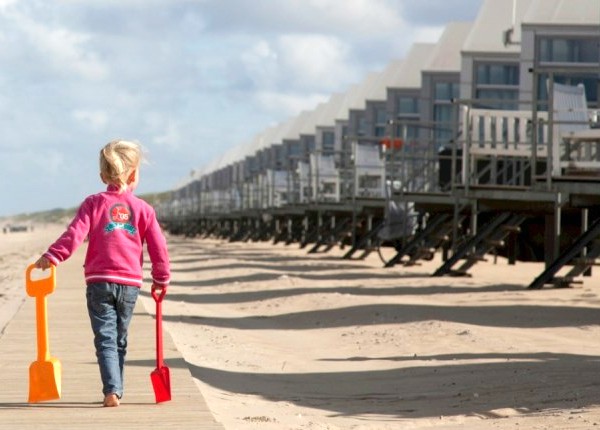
43, 200, 91, 266
145, 213, 170, 288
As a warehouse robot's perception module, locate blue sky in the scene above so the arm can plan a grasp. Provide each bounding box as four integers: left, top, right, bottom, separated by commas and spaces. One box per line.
0, 0, 483, 216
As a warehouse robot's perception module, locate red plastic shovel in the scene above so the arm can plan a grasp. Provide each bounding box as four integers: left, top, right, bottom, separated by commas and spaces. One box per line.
25, 264, 61, 403
151, 286, 171, 403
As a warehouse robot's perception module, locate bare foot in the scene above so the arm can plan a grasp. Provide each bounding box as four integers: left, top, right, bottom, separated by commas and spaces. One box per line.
103, 393, 120, 407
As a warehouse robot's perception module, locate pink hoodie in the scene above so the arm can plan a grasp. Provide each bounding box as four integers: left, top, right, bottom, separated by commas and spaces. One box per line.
44, 185, 170, 288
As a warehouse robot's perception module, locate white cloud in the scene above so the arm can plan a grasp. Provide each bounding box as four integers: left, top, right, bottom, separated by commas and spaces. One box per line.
254, 91, 329, 118
243, 40, 276, 63
3, 148, 64, 176
150, 118, 183, 150
0, 0, 17, 10
239, 35, 358, 93
37, 152, 65, 175
201, 0, 403, 38
399, 0, 482, 25
24, 23, 108, 81
2, 5, 109, 81
277, 34, 355, 90
305, 0, 403, 34
72, 109, 109, 131
239, 39, 279, 88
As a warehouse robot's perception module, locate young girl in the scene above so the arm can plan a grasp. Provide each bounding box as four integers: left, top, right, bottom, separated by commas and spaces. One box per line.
35, 140, 170, 407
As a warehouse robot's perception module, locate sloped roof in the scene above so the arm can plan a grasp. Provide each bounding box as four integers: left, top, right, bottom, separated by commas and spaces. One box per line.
367, 59, 404, 102
313, 93, 345, 128
281, 110, 313, 141
388, 43, 436, 88
463, 0, 534, 54
524, 0, 600, 25
295, 102, 332, 137
345, 72, 382, 110
424, 22, 473, 72
331, 71, 385, 121
218, 132, 265, 167
255, 120, 295, 151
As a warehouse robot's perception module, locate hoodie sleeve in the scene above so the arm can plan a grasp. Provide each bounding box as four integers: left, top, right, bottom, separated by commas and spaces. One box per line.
43, 199, 92, 266
144, 209, 170, 287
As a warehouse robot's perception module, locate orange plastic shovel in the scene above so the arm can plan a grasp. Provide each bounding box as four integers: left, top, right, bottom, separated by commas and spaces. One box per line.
25, 264, 61, 403
151, 286, 171, 403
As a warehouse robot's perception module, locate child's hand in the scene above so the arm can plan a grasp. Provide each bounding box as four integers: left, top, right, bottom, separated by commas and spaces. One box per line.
151, 283, 167, 296
35, 256, 53, 270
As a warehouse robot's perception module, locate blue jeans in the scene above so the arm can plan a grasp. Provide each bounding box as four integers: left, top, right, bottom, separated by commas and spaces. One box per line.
86, 282, 139, 398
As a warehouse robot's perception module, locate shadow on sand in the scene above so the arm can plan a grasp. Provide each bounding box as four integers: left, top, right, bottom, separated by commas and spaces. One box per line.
159, 302, 600, 330
183, 352, 600, 419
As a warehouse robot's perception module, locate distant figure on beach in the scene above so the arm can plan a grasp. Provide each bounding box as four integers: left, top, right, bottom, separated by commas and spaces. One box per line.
34, 140, 170, 407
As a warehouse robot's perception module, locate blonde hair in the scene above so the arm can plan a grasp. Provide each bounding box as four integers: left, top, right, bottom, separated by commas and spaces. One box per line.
99, 140, 142, 193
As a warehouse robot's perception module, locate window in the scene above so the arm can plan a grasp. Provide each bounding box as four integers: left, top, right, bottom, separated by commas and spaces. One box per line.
475, 89, 519, 109
374, 126, 387, 137
476, 64, 519, 85
434, 82, 459, 101
474, 62, 519, 110
397, 96, 419, 115
395, 94, 419, 140
433, 105, 454, 145
374, 106, 388, 138
394, 124, 419, 139
322, 131, 334, 153
340, 124, 349, 143
247, 157, 257, 173
288, 142, 301, 157
539, 37, 599, 63
275, 146, 285, 166
357, 116, 367, 136
433, 81, 459, 146
375, 107, 388, 124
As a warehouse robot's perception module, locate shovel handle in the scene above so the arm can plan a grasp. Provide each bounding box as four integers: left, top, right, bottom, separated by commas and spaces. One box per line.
151, 285, 167, 303
26, 264, 56, 297
152, 286, 166, 368
25, 264, 56, 362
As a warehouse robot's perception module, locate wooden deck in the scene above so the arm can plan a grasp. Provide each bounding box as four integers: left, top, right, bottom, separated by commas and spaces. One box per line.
0, 250, 224, 430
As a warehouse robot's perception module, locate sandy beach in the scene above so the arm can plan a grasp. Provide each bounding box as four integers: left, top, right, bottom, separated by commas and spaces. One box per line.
3, 223, 600, 429
0, 223, 64, 336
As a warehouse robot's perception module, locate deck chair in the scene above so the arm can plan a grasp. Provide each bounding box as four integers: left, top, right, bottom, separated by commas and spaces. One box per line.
266, 170, 288, 207
353, 143, 385, 198
296, 161, 310, 203
550, 81, 600, 175
310, 154, 340, 202
231, 187, 242, 211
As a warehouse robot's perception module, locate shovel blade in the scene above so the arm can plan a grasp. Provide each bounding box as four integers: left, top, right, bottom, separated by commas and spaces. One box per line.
151, 366, 171, 403
28, 358, 61, 403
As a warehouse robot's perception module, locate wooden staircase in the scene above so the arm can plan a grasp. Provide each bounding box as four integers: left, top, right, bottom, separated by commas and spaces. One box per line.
529, 215, 600, 289
383, 212, 458, 268
432, 212, 528, 277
